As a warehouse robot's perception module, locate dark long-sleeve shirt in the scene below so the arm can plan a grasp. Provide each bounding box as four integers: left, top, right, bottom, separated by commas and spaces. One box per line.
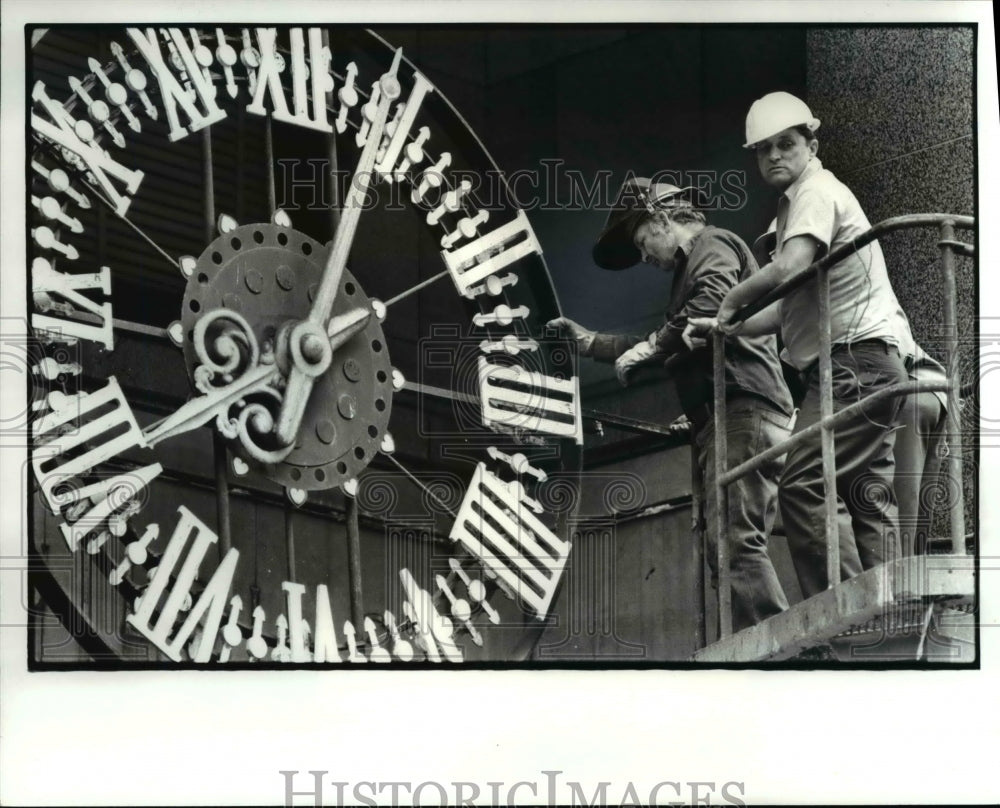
587, 225, 792, 422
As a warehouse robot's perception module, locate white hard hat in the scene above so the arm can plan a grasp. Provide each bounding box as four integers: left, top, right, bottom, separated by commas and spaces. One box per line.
743, 91, 821, 148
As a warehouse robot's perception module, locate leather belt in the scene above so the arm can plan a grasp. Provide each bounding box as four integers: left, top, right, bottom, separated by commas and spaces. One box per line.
830, 338, 899, 356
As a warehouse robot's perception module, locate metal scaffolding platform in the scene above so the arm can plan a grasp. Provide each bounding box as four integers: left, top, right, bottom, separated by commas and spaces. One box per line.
692, 554, 975, 663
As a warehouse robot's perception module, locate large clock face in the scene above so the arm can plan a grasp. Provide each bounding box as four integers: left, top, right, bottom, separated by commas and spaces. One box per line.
27, 25, 584, 665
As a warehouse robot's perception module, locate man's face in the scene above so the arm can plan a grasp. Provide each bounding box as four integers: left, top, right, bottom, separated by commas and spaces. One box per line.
632, 216, 679, 271
754, 126, 818, 190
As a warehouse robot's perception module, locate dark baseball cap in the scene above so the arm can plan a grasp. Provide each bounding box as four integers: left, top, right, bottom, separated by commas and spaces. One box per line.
592, 178, 696, 270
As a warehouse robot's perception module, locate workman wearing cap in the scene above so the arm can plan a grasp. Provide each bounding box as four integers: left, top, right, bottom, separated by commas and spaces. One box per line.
686, 91, 912, 598
549, 179, 793, 630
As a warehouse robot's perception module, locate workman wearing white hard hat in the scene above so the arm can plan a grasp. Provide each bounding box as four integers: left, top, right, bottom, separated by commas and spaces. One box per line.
753, 223, 949, 561
549, 177, 793, 631
686, 91, 912, 598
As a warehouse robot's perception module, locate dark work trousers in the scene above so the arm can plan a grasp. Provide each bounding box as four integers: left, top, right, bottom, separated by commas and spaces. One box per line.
780, 343, 908, 598
694, 395, 792, 630
895, 391, 947, 555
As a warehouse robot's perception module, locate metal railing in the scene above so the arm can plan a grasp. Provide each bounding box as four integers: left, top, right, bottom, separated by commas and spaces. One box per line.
710, 213, 976, 640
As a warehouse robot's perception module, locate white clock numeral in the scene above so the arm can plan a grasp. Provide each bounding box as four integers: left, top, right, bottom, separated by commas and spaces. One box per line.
88, 57, 142, 133
472, 303, 530, 328
247, 605, 268, 660
466, 272, 518, 299
486, 446, 548, 481
343, 620, 366, 663
479, 334, 540, 356
59, 462, 162, 553
383, 610, 414, 661
363, 616, 391, 662
109, 522, 159, 585
273, 614, 292, 662
335, 62, 359, 135
435, 574, 483, 646
109, 41, 158, 121
399, 568, 463, 662
411, 152, 451, 204
31, 160, 91, 211
32, 195, 84, 233
427, 180, 473, 227
214, 29, 239, 99
401, 600, 438, 661
220, 595, 244, 650
375, 71, 435, 181
127, 27, 227, 142
125, 505, 241, 662
32, 227, 78, 261
449, 557, 501, 625
441, 210, 489, 250
450, 463, 570, 620
355, 80, 381, 147
442, 210, 542, 298
31, 82, 144, 215
33, 356, 82, 380
67, 75, 124, 149
281, 581, 313, 663
33, 377, 148, 512
478, 357, 583, 443
245, 28, 334, 133
32, 258, 114, 349
312, 583, 343, 663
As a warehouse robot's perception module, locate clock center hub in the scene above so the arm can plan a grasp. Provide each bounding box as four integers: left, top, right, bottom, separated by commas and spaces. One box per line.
180, 222, 394, 491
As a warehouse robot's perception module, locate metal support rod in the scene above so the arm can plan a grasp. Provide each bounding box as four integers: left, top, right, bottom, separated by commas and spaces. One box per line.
817, 269, 839, 588
203, 126, 233, 559
691, 441, 707, 649
939, 221, 967, 554
285, 501, 297, 583
235, 104, 245, 221
212, 436, 233, 558
323, 30, 341, 235
712, 332, 732, 638
346, 497, 364, 630
264, 115, 277, 214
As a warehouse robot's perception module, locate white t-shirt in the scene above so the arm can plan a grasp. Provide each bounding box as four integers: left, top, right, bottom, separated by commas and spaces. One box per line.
774, 158, 905, 370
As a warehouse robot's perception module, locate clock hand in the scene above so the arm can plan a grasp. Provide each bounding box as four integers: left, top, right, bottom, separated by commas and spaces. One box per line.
276, 306, 373, 446
273, 48, 402, 447
143, 360, 282, 449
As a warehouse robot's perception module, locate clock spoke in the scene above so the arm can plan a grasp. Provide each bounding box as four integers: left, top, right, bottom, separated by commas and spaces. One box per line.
78, 171, 181, 273
382, 268, 450, 309
345, 496, 364, 631
383, 453, 457, 519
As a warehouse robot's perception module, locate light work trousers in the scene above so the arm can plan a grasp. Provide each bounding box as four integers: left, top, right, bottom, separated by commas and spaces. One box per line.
780, 343, 908, 598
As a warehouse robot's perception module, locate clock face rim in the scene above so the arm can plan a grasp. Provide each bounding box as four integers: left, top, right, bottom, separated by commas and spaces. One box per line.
26, 24, 586, 667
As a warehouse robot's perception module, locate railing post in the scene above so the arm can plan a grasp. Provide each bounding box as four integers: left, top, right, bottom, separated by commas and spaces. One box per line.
691, 441, 707, 649
938, 220, 967, 554
713, 331, 732, 637
203, 126, 233, 561
817, 268, 839, 588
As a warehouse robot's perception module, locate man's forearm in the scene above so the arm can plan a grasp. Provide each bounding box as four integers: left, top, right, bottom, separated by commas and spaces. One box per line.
737, 300, 782, 336
589, 332, 643, 363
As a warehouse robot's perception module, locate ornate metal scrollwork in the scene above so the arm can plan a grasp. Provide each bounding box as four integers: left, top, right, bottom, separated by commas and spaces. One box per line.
189, 309, 295, 464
